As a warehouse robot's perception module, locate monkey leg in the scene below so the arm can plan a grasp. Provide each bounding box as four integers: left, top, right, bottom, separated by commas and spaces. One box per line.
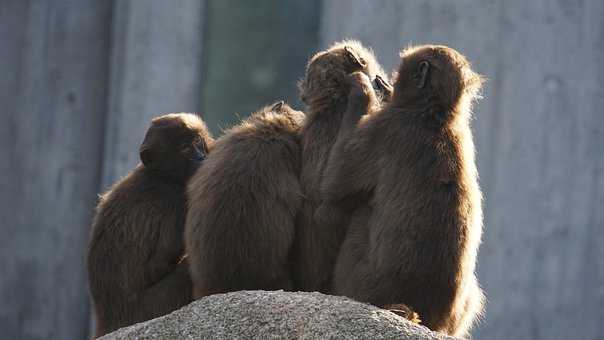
332, 206, 372, 297
446, 276, 485, 337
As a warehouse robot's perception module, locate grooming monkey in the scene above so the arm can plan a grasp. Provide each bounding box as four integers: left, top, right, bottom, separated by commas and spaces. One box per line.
293, 40, 392, 293
87, 113, 213, 338
318, 45, 485, 337
185, 101, 304, 298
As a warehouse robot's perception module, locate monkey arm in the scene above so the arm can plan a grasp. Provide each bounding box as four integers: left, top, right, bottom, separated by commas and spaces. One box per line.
144, 257, 177, 288
141, 210, 187, 289
338, 71, 379, 138
321, 70, 379, 205
144, 259, 191, 295
143, 243, 187, 290
315, 73, 378, 228
138, 259, 192, 318
318, 119, 378, 228
142, 242, 174, 288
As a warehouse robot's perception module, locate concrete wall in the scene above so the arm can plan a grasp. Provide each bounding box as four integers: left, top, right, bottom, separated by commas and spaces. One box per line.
1, 1, 602, 339
200, 0, 321, 134
0, 2, 112, 339
320, 1, 604, 339
0, 1, 205, 339
102, 0, 206, 188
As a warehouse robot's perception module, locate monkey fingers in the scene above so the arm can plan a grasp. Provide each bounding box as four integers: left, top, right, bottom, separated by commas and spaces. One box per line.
383, 303, 422, 324
373, 74, 394, 102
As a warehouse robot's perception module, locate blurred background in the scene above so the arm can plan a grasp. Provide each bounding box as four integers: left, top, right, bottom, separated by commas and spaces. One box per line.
1, 1, 603, 339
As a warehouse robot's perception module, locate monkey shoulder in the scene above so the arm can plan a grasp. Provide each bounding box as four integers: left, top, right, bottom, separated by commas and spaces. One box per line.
221, 117, 302, 167
91, 167, 185, 246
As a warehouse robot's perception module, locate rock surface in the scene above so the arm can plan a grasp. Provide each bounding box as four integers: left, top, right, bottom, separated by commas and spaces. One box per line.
100, 290, 458, 340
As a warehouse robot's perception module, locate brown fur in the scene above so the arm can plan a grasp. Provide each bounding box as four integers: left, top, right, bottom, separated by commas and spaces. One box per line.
185, 102, 304, 298
318, 45, 485, 337
87, 113, 213, 338
292, 40, 390, 292
316, 72, 420, 325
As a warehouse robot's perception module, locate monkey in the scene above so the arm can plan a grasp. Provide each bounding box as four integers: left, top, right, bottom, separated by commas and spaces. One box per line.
185, 101, 305, 299
313, 71, 420, 324
292, 40, 392, 293
316, 45, 485, 337
87, 113, 213, 338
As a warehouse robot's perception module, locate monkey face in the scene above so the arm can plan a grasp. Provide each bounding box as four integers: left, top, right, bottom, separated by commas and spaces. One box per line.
180, 134, 207, 163
140, 113, 213, 183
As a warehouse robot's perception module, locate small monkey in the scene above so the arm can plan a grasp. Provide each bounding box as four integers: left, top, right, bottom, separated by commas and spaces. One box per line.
292, 40, 392, 293
318, 45, 485, 337
185, 101, 304, 298
87, 113, 213, 338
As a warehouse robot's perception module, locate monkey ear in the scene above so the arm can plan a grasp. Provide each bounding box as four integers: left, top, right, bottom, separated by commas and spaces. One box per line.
416, 60, 430, 88
270, 100, 285, 111
344, 46, 367, 68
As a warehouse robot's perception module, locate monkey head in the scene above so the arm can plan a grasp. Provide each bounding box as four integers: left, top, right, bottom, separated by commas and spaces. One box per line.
392, 45, 484, 122
299, 40, 392, 113
237, 100, 306, 146
139, 113, 214, 183
265, 100, 305, 127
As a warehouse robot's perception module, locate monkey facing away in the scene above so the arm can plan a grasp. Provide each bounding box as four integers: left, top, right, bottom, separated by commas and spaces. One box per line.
292, 40, 392, 293
185, 101, 305, 299
314, 71, 419, 323
87, 113, 213, 338
317, 45, 485, 337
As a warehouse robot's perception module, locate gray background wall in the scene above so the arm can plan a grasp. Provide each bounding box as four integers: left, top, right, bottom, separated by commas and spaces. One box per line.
0, 1, 602, 339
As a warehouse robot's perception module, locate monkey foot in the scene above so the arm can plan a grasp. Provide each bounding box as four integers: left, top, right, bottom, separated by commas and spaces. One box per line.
383, 304, 421, 324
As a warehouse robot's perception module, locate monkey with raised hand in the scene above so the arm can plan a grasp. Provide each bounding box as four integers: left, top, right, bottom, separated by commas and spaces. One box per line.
318, 45, 485, 337
87, 113, 213, 338
293, 40, 392, 293
185, 101, 304, 298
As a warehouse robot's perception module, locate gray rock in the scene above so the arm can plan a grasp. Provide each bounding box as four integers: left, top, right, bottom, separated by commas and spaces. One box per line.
100, 291, 458, 340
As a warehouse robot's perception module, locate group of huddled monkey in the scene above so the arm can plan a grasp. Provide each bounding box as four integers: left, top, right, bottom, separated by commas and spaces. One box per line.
87, 40, 485, 338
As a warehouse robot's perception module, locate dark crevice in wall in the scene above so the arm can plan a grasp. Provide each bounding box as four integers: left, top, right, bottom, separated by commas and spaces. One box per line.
199, 0, 322, 135
88, 1, 116, 338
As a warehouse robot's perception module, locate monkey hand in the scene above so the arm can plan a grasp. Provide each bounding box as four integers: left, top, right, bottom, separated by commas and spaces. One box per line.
373, 74, 394, 103
346, 71, 379, 117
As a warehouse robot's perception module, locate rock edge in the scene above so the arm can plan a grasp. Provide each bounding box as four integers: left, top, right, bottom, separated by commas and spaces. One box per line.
100, 290, 459, 340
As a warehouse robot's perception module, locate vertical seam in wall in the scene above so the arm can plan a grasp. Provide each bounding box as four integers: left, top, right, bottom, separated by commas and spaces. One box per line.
87, 1, 116, 337
199, 0, 211, 121
196, 0, 206, 117
313, 0, 324, 60
99, 0, 126, 190
484, 1, 505, 218
97, 0, 118, 194
316, 0, 328, 49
